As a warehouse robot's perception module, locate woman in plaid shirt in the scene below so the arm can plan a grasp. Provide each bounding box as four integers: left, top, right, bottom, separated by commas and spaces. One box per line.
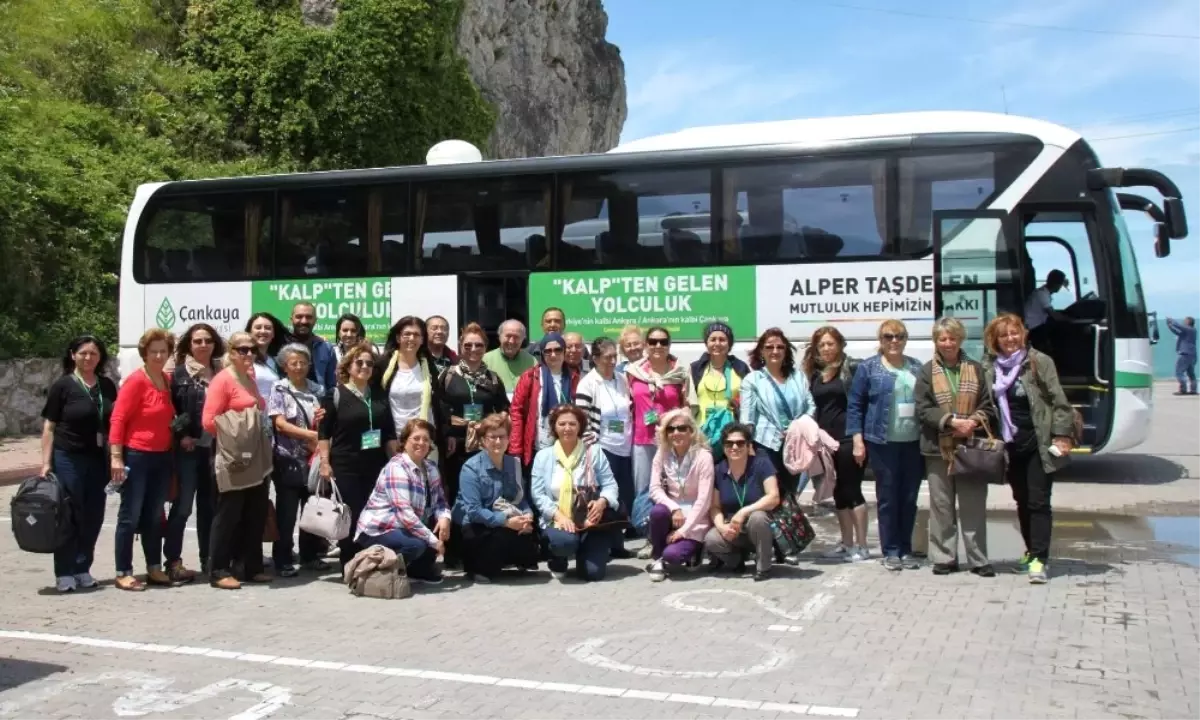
355, 419, 452, 585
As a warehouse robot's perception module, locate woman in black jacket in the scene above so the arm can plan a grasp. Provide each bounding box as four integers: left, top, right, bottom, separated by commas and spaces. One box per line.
167, 323, 225, 581
802, 326, 868, 562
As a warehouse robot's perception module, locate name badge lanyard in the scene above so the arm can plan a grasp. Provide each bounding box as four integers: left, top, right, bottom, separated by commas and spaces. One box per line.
358, 389, 374, 430
732, 474, 749, 509
74, 372, 105, 444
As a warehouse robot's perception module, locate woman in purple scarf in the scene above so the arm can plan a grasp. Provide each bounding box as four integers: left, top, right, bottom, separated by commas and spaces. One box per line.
983, 313, 1076, 585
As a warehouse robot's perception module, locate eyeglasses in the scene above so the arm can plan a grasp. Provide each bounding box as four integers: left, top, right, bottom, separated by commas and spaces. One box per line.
192, 337, 214, 346
666, 424, 693, 434
763, 344, 788, 352
647, 337, 669, 347
233, 346, 255, 355
462, 342, 485, 350
723, 439, 747, 449
882, 333, 908, 342
485, 434, 508, 443
353, 359, 375, 369
543, 347, 563, 355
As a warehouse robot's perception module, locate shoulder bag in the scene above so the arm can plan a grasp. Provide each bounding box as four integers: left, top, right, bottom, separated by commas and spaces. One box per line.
699, 365, 735, 458
951, 418, 1008, 484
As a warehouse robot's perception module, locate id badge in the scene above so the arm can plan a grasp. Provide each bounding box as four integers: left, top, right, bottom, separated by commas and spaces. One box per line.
463, 403, 483, 422
361, 429, 382, 450
642, 409, 659, 427
896, 403, 915, 419
606, 418, 626, 434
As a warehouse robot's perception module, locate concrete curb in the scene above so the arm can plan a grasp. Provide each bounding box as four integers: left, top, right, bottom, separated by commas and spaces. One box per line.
0, 466, 37, 487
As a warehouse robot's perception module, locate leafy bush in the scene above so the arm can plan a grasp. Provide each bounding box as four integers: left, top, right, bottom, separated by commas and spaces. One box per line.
0, 0, 493, 358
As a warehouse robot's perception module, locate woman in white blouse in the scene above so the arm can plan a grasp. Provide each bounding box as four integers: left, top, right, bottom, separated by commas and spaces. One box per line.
375, 316, 439, 453
246, 312, 287, 399
575, 337, 634, 558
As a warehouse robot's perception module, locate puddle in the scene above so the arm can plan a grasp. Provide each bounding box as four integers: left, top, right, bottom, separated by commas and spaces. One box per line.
895, 509, 1200, 567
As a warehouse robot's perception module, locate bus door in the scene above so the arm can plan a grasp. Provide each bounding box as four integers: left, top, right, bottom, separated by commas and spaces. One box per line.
932, 209, 1025, 361
458, 273, 530, 348
1017, 205, 1113, 450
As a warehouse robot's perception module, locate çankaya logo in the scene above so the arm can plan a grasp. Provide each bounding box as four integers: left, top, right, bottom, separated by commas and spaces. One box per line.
155, 297, 240, 329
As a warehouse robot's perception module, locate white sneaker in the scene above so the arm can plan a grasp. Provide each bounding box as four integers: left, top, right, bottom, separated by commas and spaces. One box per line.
551, 570, 568, 582
56, 576, 77, 593
74, 572, 98, 589
637, 544, 653, 560
848, 546, 870, 563
648, 560, 665, 582
823, 544, 850, 559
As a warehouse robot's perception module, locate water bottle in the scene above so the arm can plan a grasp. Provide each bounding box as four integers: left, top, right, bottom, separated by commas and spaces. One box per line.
105, 467, 130, 495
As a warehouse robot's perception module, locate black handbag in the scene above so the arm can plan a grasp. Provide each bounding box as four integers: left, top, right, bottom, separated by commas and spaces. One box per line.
951, 420, 1007, 484
273, 455, 309, 489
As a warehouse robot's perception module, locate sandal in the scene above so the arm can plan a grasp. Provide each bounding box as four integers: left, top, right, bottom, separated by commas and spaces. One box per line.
246, 573, 273, 584
115, 575, 146, 592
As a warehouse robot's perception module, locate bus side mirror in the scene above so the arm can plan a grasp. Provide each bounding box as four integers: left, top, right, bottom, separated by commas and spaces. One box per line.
1154, 222, 1171, 258
1164, 197, 1189, 239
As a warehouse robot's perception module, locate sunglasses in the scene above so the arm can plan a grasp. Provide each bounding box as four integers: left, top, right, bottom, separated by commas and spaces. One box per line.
353, 359, 375, 369
647, 337, 670, 347
882, 333, 908, 342
763, 344, 788, 352
723, 439, 747, 449
543, 347, 563, 355
233, 346, 255, 355
666, 424, 693, 434
192, 337, 214, 346
462, 342, 485, 350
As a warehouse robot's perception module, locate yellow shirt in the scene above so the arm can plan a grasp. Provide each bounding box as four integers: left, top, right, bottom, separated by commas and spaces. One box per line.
696, 364, 742, 423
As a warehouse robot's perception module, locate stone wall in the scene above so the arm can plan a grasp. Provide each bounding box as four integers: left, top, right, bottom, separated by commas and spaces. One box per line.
0, 359, 119, 437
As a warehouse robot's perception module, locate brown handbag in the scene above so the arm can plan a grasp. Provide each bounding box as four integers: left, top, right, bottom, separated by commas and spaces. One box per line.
951, 419, 1008, 484
263, 501, 280, 542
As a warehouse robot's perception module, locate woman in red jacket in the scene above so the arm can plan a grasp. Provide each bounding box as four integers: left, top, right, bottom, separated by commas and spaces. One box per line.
108, 328, 177, 591
202, 331, 272, 590
509, 333, 580, 476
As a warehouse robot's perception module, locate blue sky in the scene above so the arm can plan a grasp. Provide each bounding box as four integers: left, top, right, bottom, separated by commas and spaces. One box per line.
604, 0, 1200, 318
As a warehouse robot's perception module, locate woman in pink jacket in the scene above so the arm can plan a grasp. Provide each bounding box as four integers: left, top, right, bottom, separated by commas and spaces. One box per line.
645, 408, 714, 582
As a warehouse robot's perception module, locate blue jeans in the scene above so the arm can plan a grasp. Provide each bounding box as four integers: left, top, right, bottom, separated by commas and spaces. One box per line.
361, 527, 439, 579
868, 441, 924, 558
114, 449, 172, 574
603, 450, 633, 545
1177, 354, 1197, 393
544, 524, 617, 582
165, 447, 215, 567
51, 449, 108, 578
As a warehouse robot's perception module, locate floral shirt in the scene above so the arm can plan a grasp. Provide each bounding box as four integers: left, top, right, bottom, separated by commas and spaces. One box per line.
267, 378, 324, 461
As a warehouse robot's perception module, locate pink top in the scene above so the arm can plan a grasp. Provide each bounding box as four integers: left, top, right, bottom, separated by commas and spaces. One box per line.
202, 368, 265, 435
648, 447, 715, 543
629, 377, 689, 446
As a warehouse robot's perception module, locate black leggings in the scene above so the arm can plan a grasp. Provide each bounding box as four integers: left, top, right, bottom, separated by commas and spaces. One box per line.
1008, 445, 1054, 562
832, 439, 866, 510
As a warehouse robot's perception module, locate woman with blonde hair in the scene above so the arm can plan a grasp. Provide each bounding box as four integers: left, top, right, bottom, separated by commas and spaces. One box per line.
915, 317, 997, 577
847, 319, 925, 571
982, 313, 1075, 584
201, 331, 272, 589
645, 408, 714, 581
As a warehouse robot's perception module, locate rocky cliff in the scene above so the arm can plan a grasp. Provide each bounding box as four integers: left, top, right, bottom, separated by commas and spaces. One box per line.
300, 0, 626, 159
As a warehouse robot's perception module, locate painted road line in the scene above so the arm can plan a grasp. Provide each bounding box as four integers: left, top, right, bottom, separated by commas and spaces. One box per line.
767, 625, 805, 633
0, 628, 859, 718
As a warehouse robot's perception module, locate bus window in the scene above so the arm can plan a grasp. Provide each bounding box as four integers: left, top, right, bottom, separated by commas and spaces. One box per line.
415, 176, 550, 274
899, 152, 998, 256
136, 192, 271, 283
559, 168, 713, 270
277, 187, 374, 279
723, 158, 886, 262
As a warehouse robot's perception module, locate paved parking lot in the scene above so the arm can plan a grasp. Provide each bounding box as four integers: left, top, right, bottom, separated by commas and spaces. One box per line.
1, 388, 1197, 719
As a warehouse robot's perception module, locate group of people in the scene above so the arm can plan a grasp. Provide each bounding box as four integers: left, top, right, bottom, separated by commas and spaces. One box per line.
39, 300, 1076, 594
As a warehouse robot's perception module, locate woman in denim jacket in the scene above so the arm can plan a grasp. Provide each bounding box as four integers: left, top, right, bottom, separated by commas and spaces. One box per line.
847, 319, 925, 571
739, 328, 815, 497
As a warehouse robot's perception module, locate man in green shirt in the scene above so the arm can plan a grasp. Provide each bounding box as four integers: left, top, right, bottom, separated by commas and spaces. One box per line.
484, 319, 537, 395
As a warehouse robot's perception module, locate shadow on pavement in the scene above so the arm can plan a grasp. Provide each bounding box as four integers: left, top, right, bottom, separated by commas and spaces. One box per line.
1056, 454, 1189, 485
0, 657, 68, 693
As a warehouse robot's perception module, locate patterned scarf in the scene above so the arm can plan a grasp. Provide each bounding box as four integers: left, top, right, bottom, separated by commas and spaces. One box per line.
992, 349, 1027, 442
624, 358, 691, 393
931, 352, 980, 464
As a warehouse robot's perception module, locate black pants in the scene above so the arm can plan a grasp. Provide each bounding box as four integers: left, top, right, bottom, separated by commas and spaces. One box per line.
271, 458, 323, 567
209, 481, 269, 579
1007, 445, 1054, 562
337, 474, 374, 567
832, 439, 866, 510
460, 524, 540, 577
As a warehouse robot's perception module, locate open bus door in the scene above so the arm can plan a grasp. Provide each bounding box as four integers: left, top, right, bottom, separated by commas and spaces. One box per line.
932, 209, 1026, 361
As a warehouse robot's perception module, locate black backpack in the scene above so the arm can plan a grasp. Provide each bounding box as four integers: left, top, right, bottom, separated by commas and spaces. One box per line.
9, 473, 74, 553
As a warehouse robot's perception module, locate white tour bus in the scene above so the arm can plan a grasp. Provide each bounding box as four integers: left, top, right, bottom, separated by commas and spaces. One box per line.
117, 111, 1188, 455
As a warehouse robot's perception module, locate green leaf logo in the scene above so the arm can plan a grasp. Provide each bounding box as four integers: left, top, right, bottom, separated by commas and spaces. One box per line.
156, 298, 176, 329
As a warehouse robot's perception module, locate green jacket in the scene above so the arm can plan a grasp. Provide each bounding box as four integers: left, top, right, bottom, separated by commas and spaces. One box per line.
982, 348, 1076, 473
913, 354, 996, 458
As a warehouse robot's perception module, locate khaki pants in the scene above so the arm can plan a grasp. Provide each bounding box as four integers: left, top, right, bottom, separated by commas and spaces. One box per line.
926, 456, 989, 567
704, 510, 774, 573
